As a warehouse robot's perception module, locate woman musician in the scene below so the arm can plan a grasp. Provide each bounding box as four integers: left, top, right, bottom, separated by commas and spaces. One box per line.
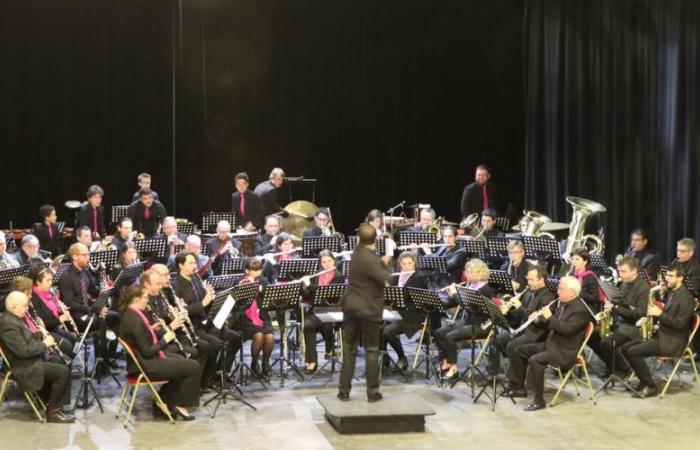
119, 284, 200, 421
111, 242, 141, 281
261, 232, 300, 283
570, 249, 606, 315
300, 250, 345, 373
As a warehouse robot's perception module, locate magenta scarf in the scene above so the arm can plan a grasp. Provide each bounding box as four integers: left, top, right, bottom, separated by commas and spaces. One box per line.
318, 271, 335, 286
129, 305, 165, 359
242, 277, 264, 327
574, 270, 606, 303
32, 286, 60, 318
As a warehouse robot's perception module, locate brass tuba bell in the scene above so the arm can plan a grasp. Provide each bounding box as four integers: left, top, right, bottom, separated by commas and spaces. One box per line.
459, 213, 486, 241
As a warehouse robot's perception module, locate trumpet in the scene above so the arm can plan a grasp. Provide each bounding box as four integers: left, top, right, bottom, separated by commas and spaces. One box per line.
145, 304, 190, 358
26, 309, 72, 365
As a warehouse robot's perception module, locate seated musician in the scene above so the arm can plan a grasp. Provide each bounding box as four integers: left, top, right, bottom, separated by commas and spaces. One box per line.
167, 235, 212, 279
0, 291, 74, 423
408, 207, 436, 232
434, 258, 495, 381
506, 276, 590, 411
261, 232, 299, 282
0, 231, 20, 269
205, 220, 242, 275
32, 205, 61, 258
10, 234, 51, 266
132, 172, 160, 202
570, 248, 604, 314
74, 185, 106, 241
382, 252, 428, 372
118, 284, 200, 420
253, 167, 285, 218
366, 209, 396, 259
479, 208, 504, 238
112, 217, 134, 252
171, 251, 241, 381
489, 265, 555, 376
500, 240, 530, 293
232, 258, 274, 378
589, 257, 649, 377
127, 188, 167, 239
254, 215, 280, 256
231, 172, 263, 231
300, 250, 345, 373
623, 229, 660, 280
76, 225, 115, 253
620, 263, 695, 398
304, 208, 333, 238
28, 266, 78, 358
111, 242, 140, 281
161, 217, 187, 257
673, 238, 700, 295
421, 226, 466, 285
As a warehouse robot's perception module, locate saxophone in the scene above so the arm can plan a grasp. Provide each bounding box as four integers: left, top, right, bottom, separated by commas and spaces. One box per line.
595, 309, 613, 338
638, 284, 665, 342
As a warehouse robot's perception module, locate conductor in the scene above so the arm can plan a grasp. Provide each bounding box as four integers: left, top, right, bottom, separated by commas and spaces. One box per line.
338, 224, 392, 402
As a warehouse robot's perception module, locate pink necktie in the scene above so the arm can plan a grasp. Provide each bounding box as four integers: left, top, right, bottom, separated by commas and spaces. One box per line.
48, 225, 53, 239
92, 209, 98, 233
482, 185, 489, 210
144, 206, 150, 220
240, 192, 246, 216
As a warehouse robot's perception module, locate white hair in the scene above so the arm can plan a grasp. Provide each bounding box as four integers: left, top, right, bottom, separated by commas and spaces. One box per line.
186, 235, 201, 245
559, 276, 582, 297
162, 216, 177, 227
269, 167, 285, 179
21, 234, 39, 246
216, 220, 231, 232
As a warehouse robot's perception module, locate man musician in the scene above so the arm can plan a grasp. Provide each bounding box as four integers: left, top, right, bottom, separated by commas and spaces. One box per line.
621, 263, 695, 398
254, 215, 280, 256
161, 216, 187, 256
623, 229, 660, 280
167, 235, 212, 279
460, 164, 498, 218
74, 185, 106, 241
132, 172, 160, 202
205, 220, 242, 275
127, 188, 167, 239
254, 167, 285, 218
672, 238, 700, 296
231, 172, 263, 231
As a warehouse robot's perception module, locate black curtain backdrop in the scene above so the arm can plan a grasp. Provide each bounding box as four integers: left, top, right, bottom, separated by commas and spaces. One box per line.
0, 0, 524, 235
524, 0, 700, 261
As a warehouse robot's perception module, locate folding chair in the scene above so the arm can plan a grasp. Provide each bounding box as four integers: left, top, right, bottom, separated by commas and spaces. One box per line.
658, 314, 700, 399
550, 322, 596, 407
115, 338, 174, 426
0, 342, 47, 422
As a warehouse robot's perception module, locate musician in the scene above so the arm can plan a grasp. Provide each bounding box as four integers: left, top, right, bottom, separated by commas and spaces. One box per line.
119, 284, 199, 420
74, 185, 106, 240
132, 172, 160, 202
32, 205, 61, 258
500, 240, 530, 292
366, 209, 396, 258
161, 217, 187, 255
673, 238, 700, 295
479, 209, 504, 239
111, 242, 140, 281
571, 249, 604, 314
623, 229, 660, 280
9, 234, 50, 266
460, 164, 498, 217
113, 217, 134, 252
77, 225, 115, 253
231, 172, 263, 231
592, 257, 649, 377
0, 231, 20, 269
127, 188, 167, 238
254, 215, 281, 256
506, 276, 590, 411
205, 220, 242, 275
254, 167, 285, 218
433, 258, 494, 381
382, 252, 428, 372
300, 250, 345, 373
233, 258, 274, 378
167, 235, 212, 279
422, 226, 466, 284
0, 291, 74, 423
338, 224, 392, 402
408, 208, 436, 232
304, 208, 332, 238
262, 232, 298, 282
620, 263, 695, 398
29, 266, 78, 357
171, 251, 242, 380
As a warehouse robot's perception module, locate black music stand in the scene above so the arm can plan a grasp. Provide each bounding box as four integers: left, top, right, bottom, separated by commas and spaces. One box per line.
302, 236, 343, 257
201, 212, 236, 233
339, 260, 351, 278
110, 205, 129, 224
347, 235, 358, 251
308, 284, 348, 381
458, 238, 487, 259
545, 278, 560, 295
111, 262, 145, 292
261, 283, 304, 386
488, 270, 515, 296
178, 222, 196, 236
221, 258, 246, 274
278, 258, 318, 280
204, 287, 257, 417
173, 243, 185, 254
398, 231, 436, 247
486, 236, 511, 261
89, 249, 119, 272
208, 274, 243, 291
52, 263, 72, 285
134, 238, 167, 260
0, 265, 30, 287
406, 287, 445, 385
590, 254, 608, 271
494, 217, 511, 234
523, 235, 561, 263
417, 256, 448, 274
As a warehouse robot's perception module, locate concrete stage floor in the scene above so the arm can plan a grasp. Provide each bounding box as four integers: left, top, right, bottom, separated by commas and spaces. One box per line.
0, 346, 697, 450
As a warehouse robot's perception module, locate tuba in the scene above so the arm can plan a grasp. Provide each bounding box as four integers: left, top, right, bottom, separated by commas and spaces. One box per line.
459, 213, 486, 242
522, 210, 556, 239
560, 197, 606, 275
426, 216, 444, 241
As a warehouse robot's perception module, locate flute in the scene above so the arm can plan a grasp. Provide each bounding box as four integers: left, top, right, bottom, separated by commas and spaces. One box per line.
389, 270, 415, 277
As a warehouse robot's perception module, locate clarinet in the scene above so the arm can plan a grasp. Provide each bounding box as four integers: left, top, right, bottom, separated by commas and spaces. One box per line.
145, 304, 191, 358
49, 287, 80, 334
27, 308, 72, 365
161, 289, 197, 347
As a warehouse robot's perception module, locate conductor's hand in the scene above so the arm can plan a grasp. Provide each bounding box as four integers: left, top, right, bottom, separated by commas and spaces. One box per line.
42, 335, 56, 348
163, 330, 176, 343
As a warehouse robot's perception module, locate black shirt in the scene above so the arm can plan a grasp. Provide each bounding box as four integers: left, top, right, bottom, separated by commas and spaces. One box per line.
74, 202, 106, 239
253, 180, 282, 218
460, 181, 498, 217
58, 264, 100, 316
127, 200, 167, 238
231, 189, 263, 230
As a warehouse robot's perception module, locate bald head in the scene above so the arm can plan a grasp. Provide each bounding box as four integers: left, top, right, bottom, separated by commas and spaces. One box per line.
6, 291, 29, 318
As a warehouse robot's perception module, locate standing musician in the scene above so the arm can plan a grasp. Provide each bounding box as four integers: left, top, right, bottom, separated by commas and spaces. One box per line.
127, 188, 167, 239
112, 217, 134, 252
420, 226, 466, 285
161, 217, 187, 256
32, 205, 62, 258
74, 185, 106, 241
620, 263, 695, 398
254, 167, 286, 218
132, 172, 160, 202
205, 220, 242, 275
254, 215, 281, 256
171, 251, 242, 380
623, 229, 660, 280
167, 235, 212, 279
433, 258, 494, 381
0, 291, 74, 423
338, 224, 392, 402
672, 238, 700, 296
300, 250, 345, 374
231, 258, 275, 378
506, 276, 590, 411
591, 257, 649, 377
570, 249, 604, 314
119, 284, 199, 420
490, 265, 555, 376
382, 252, 428, 372
460, 164, 498, 218
29, 266, 78, 358
231, 172, 263, 231
500, 240, 530, 293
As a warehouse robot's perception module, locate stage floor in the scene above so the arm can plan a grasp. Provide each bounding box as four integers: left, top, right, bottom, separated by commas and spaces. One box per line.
0, 348, 697, 449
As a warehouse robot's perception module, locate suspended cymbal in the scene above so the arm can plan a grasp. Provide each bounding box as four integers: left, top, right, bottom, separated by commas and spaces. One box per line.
441, 219, 459, 226
281, 200, 318, 245
540, 222, 570, 231
64, 200, 81, 209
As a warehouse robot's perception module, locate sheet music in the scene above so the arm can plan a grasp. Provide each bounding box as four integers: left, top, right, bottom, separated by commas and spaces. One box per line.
213, 295, 236, 329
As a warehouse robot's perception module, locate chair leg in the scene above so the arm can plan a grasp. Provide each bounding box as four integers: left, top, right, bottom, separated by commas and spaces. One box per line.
24, 392, 46, 423
550, 368, 573, 407
580, 363, 596, 405
145, 382, 174, 424
0, 376, 11, 408
412, 322, 428, 371
690, 354, 700, 383
660, 358, 684, 399
473, 334, 493, 366
115, 382, 129, 419
124, 385, 140, 427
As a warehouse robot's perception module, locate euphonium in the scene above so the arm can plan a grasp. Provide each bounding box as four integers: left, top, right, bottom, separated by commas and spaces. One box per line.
459, 213, 486, 242
559, 196, 607, 276
522, 209, 556, 239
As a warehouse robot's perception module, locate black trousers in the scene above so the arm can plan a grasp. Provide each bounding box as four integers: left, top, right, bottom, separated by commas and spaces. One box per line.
383, 320, 422, 360
197, 325, 241, 376
38, 362, 71, 407
50, 330, 78, 358
503, 332, 542, 381
143, 357, 201, 409
507, 342, 551, 402
594, 329, 639, 373
434, 322, 489, 364
339, 312, 381, 398
304, 314, 334, 364
620, 338, 662, 387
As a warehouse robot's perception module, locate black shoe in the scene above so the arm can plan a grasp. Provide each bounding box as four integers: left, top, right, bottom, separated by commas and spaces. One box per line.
152, 406, 170, 420
508, 389, 528, 398
47, 410, 75, 423
632, 381, 646, 392
367, 393, 383, 403
523, 401, 546, 411
337, 392, 350, 401
173, 408, 196, 421
632, 385, 658, 399
395, 358, 408, 372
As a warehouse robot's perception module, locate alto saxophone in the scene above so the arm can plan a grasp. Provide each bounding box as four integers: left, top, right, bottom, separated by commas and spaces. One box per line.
638, 284, 665, 342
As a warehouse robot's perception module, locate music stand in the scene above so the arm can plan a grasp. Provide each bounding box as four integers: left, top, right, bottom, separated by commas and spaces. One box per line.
590, 254, 608, 271
406, 288, 445, 384
523, 235, 561, 262
339, 260, 351, 278
178, 222, 196, 236
208, 274, 243, 291
302, 236, 343, 257
278, 258, 318, 280
494, 217, 511, 234
457, 238, 487, 259
201, 212, 236, 233
417, 256, 448, 274
221, 258, 246, 275
486, 236, 511, 261
112, 262, 145, 291
0, 265, 30, 287
52, 263, 72, 285
173, 243, 185, 254
134, 238, 167, 260
111, 205, 129, 225
488, 270, 515, 296
89, 249, 119, 272
398, 231, 436, 247
546, 278, 560, 295
308, 284, 348, 380
260, 283, 304, 386
347, 235, 358, 251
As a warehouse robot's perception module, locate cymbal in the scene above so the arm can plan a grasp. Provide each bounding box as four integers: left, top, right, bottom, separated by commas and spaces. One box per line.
441, 219, 459, 226
64, 200, 81, 209
281, 200, 318, 245
540, 222, 570, 231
